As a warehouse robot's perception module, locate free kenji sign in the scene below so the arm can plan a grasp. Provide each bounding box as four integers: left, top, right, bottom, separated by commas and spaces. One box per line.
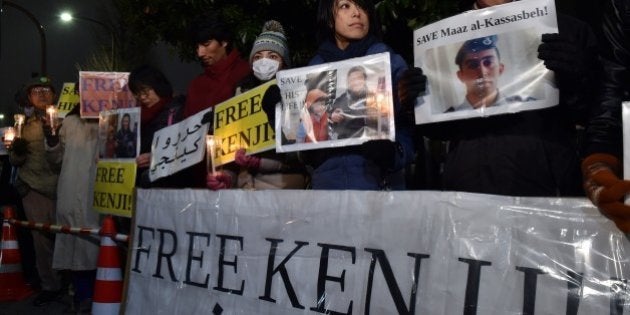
126, 189, 630, 314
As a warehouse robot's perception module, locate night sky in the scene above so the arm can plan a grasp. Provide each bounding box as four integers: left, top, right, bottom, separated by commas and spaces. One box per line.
0, 0, 199, 127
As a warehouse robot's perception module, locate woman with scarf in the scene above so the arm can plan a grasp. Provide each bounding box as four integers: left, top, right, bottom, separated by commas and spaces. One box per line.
302, 0, 415, 190
128, 64, 185, 188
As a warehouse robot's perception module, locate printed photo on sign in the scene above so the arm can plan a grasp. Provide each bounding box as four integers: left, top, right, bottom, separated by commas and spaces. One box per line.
413, 0, 559, 124
79, 71, 137, 118
276, 52, 394, 153
98, 107, 141, 159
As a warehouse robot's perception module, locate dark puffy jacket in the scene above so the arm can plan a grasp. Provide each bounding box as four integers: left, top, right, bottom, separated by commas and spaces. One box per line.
584, 0, 630, 159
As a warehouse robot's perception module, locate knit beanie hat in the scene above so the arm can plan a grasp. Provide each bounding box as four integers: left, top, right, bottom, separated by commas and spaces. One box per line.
249, 20, 290, 67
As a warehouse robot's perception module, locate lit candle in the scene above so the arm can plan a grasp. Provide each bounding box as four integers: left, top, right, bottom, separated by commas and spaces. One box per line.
14, 114, 25, 138
4, 127, 15, 142
46, 105, 58, 135
206, 135, 221, 174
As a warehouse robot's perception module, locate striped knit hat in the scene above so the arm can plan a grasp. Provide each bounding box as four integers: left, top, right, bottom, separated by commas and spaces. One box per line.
249, 20, 290, 67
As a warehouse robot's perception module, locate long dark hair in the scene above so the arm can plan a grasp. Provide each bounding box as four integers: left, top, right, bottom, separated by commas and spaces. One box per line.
315, 0, 382, 45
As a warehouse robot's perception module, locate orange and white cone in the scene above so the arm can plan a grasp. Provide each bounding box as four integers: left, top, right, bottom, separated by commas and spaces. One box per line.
92, 215, 123, 315
0, 206, 34, 301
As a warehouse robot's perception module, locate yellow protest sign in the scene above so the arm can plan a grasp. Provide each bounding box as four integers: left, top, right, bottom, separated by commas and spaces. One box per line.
212, 80, 276, 166
56, 82, 80, 118
93, 160, 137, 217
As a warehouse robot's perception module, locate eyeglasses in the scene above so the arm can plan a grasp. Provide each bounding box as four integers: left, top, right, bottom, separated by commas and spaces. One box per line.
133, 87, 153, 98
463, 56, 497, 71
30, 87, 53, 95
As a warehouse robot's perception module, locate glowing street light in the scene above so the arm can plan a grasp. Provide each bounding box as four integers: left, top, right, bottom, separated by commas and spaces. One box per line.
58, 11, 115, 69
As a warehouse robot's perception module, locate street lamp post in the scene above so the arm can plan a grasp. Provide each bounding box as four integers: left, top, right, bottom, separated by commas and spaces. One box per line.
2, 0, 47, 76
59, 11, 115, 70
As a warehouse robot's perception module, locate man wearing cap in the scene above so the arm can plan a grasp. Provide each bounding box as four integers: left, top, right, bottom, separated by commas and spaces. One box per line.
6, 76, 64, 306
448, 35, 529, 112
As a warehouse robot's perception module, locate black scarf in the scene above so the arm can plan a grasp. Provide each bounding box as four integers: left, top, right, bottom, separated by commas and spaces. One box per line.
316, 35, 379, 62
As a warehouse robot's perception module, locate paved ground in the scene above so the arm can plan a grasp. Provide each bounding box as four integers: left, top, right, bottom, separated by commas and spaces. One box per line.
0, 289, 80, 315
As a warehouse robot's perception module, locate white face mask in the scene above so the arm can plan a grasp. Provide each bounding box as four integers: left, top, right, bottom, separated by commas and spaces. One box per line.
23, 106, 35, 117
252, 58, 280, 81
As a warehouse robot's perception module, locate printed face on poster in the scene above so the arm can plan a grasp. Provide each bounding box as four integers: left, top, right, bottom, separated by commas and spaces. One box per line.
276, 52, 395, 153
98, 107, 141, 160
413, 0, 559, 124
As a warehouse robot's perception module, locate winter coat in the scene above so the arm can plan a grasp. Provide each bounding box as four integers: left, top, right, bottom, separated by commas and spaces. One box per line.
584, 0, 630, 159
46, 115, 100, 270
9, 114, 58, 199
305, 42, 414, 190
420, 14, 598, 196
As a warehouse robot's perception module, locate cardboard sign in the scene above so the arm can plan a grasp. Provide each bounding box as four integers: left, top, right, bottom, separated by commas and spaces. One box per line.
79, 71, 137, 118
212, 80, 276, 166
92, 160, 137, 217
56, 82, 80, 118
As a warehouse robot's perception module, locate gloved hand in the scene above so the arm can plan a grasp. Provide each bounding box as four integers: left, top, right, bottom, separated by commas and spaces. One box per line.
398, 67, 427, 111
582, 153, 630, 232
201, 110, 214, 130
538, 33, 591, 90
262, 84, 281, 126
234, 148, 261, 170
361, 139, 401, 171
10, 138, 29, 155
206, 171, 233, 190
43, 123, 60, 147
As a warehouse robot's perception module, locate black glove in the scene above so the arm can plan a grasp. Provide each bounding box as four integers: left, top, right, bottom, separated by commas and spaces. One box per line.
538, 33, 591, 89
10, 138, 29, 155
201, 110, 214, 131
262, 84, 281, 126
398, 67, 427, 111
361, 139, 401, 171
43, 123, 60, 147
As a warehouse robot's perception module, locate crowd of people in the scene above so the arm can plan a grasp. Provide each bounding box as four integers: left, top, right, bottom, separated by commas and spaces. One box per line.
1, 0, 629, 311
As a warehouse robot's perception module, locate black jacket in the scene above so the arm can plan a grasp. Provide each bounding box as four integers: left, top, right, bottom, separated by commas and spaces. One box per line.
419, 14, 599, 197
584, 0, 630, 159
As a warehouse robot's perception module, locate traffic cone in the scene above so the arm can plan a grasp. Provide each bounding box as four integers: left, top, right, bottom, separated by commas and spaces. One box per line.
92, 215, 123, 315
0, 206, 34, 301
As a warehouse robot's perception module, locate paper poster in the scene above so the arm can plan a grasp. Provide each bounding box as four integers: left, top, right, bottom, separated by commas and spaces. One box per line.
148, 108, 211, 182
413, 0, 559, 124
56, 82, 80, 118
276, 52, 395, 153
98, 107, 141, 160
92, 160, 137, 217
212, 80, 276, 166
79, 71, 137, 118
623, 101, 630, 180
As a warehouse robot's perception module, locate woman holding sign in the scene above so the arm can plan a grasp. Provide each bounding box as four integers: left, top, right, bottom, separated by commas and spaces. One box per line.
207, 20, 308, 190
298, 0, 414, 190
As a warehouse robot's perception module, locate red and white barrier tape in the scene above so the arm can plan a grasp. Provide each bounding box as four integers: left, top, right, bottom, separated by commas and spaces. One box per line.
7, 219, 129, 243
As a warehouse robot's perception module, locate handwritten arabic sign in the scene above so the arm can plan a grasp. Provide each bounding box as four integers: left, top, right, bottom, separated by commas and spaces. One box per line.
79, 71, 137, 118
148, 108, 211, 182
213, 80, 276, 166
56, 82, 80, 118
93, 160, 137, 217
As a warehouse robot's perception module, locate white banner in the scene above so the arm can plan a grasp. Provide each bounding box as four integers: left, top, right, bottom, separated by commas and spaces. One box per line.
127, 190, 630, 314
148, 108, 211, 182
413, 0, 559, 124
